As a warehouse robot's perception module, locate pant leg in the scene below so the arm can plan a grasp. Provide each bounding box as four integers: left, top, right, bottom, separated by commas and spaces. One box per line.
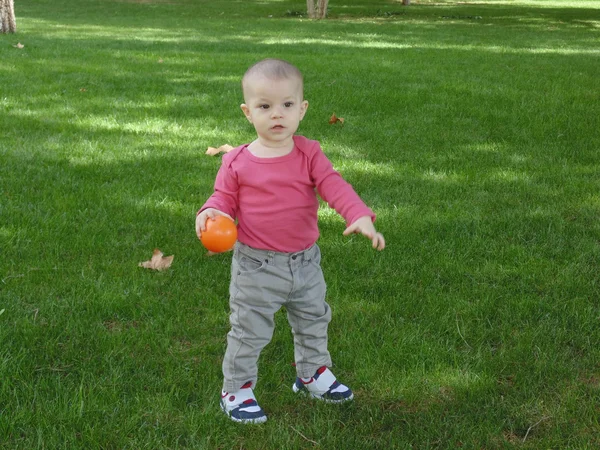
285, 245, 332, 379
222, 246, 289, 392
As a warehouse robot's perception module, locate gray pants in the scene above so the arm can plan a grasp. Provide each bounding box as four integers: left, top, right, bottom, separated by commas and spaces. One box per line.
222, 242, 332, 393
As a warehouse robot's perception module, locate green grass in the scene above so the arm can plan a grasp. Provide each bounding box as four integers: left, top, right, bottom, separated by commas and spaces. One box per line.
1, 0, 599, 447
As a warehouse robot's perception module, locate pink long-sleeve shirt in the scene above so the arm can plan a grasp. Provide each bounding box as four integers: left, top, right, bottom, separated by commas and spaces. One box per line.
200, 135, 375, 253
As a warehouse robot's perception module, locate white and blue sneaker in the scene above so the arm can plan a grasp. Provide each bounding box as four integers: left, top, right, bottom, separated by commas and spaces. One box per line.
292, 366, 354, 403
220, 381, 267, 424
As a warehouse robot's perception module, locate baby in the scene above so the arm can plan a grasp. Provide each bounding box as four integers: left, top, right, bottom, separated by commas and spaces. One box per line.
196, 58, 385, 424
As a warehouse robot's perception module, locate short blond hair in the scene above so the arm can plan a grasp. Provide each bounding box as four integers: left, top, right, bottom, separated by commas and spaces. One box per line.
242, 59, 304, 98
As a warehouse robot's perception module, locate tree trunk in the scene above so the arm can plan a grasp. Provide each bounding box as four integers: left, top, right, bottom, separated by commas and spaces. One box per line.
317, 0, 329, 18
402, 0, 411, 5
307, 0, 328, 19
307, 0, 315, 18
0, 0, 17, 34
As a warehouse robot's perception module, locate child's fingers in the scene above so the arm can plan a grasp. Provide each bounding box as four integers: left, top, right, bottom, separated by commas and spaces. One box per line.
376, 233, 386, 251
196, 214, 204, 238
344, 223, 384, 251
371, 234, 379, 248
196, 212, 212, 234
198, 210, 234, 237
368, 231, 385, 250
379, 234, 386, 250
199, 215, 209, 231
342, 224, 356, 236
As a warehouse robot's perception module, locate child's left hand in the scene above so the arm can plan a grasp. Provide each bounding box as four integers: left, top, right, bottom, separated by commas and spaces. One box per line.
343, 216, 386, 251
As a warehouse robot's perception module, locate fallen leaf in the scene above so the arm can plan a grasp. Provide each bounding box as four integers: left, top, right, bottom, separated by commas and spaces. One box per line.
139, 248, 174, 271
329, 113, 344, 125
206, 144, 234, 156
158, 58, 164, 63
13, 43, 24, 49
79, 88, 87, 92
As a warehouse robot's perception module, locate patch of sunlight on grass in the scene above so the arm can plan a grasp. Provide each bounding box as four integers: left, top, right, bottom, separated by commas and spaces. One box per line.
318, 202, 397, 225
261, 36, 600, 55
21, 19, 218, 43
509, 153, 529, 164
317, 206, 345, 222
0, 65, 17, 75
389, 203, 419, 217
0, 227, 15, 241
116, 0, 188, 4
7, 102, 226, 146
261, 37, 413, 50
425, 367, 489, 392
525, 47, 600, 55
582, 194, 600, 209
343, 299, 383, 315
422, 169, 463, 183
427, 43, 600, 56
467, 142, 503, 154
490, 169, 532, 183
411, 0, 600, 6
121, 119, 185, 135
527, 206, 554, 218
470, 0, 598, 6
336, 160, 397, 176
122, 195, 188, 216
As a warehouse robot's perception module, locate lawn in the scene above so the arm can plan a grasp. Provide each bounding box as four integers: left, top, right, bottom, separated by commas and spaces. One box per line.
1, 0, 599, 448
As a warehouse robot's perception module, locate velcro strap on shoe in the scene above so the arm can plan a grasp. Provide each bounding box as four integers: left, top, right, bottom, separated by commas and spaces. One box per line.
227, 388, 256, 407
312, 368, 337, 394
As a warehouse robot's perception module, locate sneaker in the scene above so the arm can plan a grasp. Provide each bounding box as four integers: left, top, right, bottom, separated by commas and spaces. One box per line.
220, 381, 267, 424
292, 366, 354, 403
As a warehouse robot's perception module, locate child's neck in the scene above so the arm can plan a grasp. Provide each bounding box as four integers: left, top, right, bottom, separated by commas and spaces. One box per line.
247, 138, 294, 158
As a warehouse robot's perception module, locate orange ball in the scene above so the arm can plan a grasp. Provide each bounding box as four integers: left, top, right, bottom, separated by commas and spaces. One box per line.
200, 215, 237, 253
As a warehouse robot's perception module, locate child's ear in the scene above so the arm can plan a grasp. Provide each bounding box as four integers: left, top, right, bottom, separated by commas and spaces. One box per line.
300, 100, 309, 120
240, 104, 252, 122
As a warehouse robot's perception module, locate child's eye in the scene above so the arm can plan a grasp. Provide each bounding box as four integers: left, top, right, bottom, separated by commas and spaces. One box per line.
260, 104, 270, 110
284, 102, 294, 107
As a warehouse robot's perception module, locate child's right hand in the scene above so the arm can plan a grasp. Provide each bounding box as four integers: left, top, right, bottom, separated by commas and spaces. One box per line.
195, 208, 234, 239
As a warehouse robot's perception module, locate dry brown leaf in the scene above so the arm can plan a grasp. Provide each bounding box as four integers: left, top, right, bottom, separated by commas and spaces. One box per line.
13, 43, 24, 49
158, 58, 164, 63
329, 113, 344, 125
206, 144, 234, 156
139, 248, 174, 271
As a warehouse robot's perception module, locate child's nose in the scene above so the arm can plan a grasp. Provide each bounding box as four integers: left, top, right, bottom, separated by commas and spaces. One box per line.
271, 107, 283, 118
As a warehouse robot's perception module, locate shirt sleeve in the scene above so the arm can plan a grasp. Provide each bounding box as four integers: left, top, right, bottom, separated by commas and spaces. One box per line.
309, 144, 375, 226
198, 159, 239, 219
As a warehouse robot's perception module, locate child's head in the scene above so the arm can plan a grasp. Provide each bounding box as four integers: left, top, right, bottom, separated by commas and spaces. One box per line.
242, 58, 304, 102
240, 59, 308, 148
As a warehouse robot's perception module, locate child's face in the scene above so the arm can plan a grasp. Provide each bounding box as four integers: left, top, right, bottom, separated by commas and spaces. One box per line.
241, 75, 308, 148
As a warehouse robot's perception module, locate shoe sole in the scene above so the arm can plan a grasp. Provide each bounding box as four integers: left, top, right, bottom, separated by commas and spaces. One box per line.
292, 382, 354, 404
220, 401, 267, 424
